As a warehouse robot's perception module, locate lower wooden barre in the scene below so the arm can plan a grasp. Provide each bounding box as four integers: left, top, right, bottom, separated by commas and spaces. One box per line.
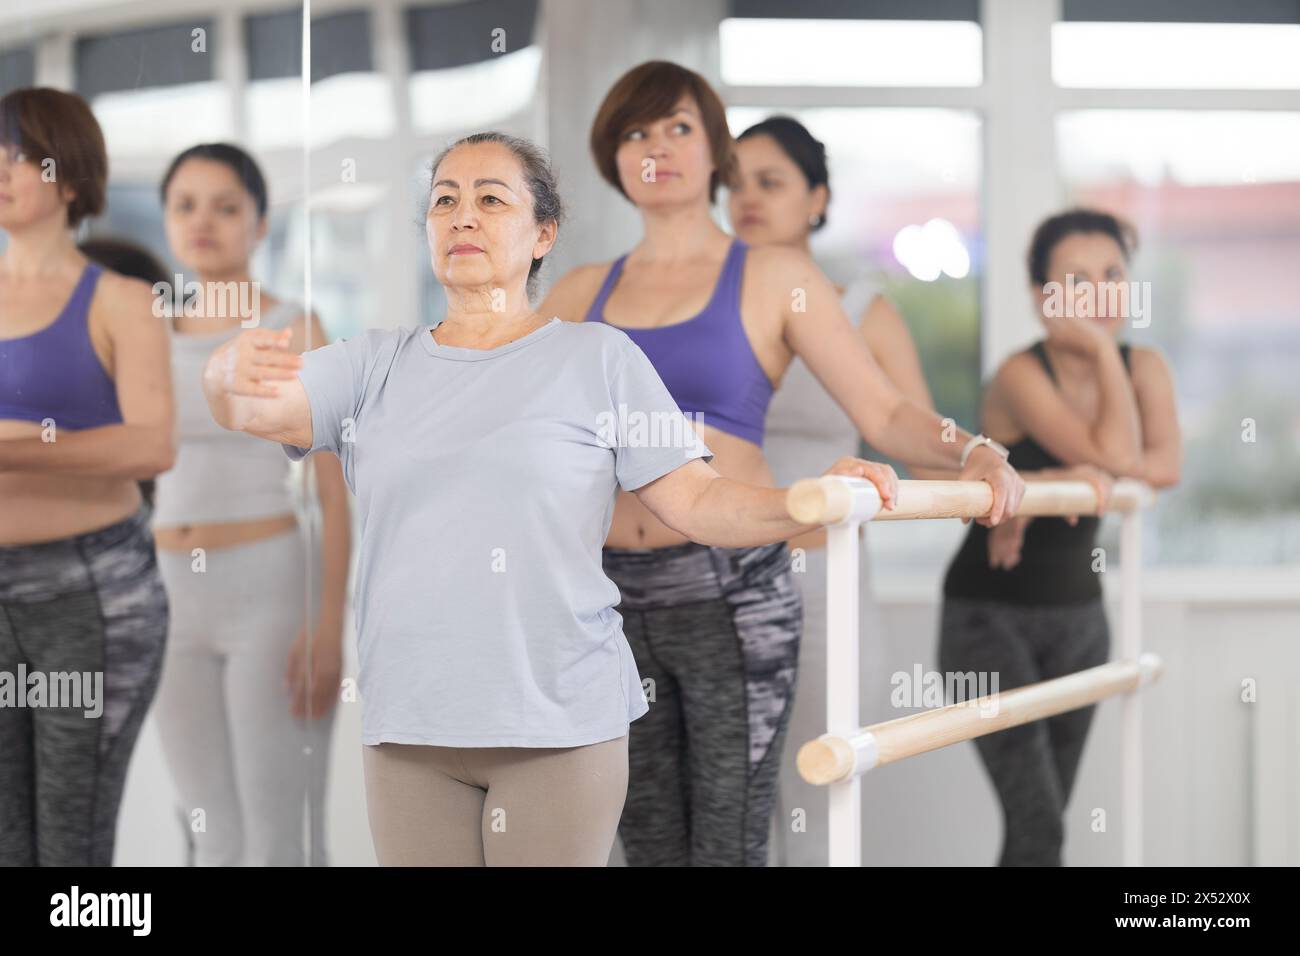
798, 653, 1164, 785
787, 477, 1151, 526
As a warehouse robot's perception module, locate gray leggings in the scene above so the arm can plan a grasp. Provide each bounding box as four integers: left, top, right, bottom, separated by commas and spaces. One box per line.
363, 735, 629, 865
153, 525, 334, 866
0, 505, 169, 866
602, 541, 803, 867
938, 596, 1110, 866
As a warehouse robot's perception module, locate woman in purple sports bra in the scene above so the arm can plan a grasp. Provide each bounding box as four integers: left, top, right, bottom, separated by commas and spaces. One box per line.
540, 61, 1026, 867
0, 87, 174, 865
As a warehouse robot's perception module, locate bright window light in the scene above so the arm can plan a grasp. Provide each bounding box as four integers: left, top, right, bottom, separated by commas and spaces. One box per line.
246, 78, 303, 151
720, 18, 982, 87
409, 46, 541, 135
1057, 111, 1300, 187
93, 83, 231, 157
1052, 22, 1300, 89
893, 218, 970, 281
309, 73, 396, 147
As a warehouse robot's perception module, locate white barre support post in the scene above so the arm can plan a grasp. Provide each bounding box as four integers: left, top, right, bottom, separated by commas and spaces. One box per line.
1118, 487, 1150, 867
824, 480, 884, 867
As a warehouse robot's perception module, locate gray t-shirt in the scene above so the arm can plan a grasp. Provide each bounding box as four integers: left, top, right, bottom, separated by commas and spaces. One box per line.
283, 317, 713, 747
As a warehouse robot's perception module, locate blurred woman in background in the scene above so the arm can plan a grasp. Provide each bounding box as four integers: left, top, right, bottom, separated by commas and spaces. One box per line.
149, 143, 350, 866
938, 208, 1181, 865
728, 114, 941, 866
0, 87, 173, 866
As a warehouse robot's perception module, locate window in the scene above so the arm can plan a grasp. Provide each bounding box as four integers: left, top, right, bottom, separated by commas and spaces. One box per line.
1054, 0, 1300, 89
245, 9, 304, 151
1052, 22, 1300, 89
720, 18, 982, 87
408, 47, 540, 135
309, 10, 395, 146
0, 45, 35, 97
722, 0, 981, 87
406, 0, 540, 135
76, 21, 231, 155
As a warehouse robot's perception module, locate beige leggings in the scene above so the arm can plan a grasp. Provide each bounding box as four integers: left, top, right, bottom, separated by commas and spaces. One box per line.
362, 734, 628, 866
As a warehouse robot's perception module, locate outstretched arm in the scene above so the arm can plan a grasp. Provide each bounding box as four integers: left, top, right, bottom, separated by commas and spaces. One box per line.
633, 456, 899, 548
203, 326, 312, 447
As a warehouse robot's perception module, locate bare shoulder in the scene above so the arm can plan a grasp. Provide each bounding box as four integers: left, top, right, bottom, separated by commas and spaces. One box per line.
993, 346, 1037, 380
989, 347, 1049, 397
745, 244, 818, 286
1127, 343, 1172, 375
94, 270, 165, 329
561, 261, 613, 284
541, 261, 611, 322
861, 293, 905, 330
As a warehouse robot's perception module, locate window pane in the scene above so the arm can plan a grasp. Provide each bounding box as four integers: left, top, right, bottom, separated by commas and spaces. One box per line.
309, 72, 395, 146
720, 19, 982, 87
1052, 22, 1300, 89
246, 77, 304, 151
726, 106, 983, 566
75, 21, 215, 98
91, 83, 232, 158
0, 46, 35, 96
409, 46, 541, 135
1058, 109, 1300, 565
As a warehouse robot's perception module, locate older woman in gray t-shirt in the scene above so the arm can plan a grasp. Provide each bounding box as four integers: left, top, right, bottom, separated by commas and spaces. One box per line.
200, 132, 896, 867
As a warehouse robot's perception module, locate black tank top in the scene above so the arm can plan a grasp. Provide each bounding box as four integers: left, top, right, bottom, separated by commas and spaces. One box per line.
942, 340, 1133, 605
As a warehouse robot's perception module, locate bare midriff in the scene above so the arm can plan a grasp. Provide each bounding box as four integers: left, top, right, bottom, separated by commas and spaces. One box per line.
152, 309, 301, 553
603, 422, 868, 554
0, 419, 143, 546
152, 514, 299, 553
606, 423, 773, 550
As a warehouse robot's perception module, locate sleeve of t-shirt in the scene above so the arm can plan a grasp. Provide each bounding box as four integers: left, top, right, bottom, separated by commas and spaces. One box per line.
608, 339, 714, 492
280, 332, 373, 463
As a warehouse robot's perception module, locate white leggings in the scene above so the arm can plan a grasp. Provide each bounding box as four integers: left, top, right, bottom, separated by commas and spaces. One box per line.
153, 525, 335, 865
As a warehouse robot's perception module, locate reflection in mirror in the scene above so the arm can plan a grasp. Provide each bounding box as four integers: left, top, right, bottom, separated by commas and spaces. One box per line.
0, 2, 328, 867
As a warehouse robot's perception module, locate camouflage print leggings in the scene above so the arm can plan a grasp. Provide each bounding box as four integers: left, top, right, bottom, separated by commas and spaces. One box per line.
602, 540, 802, 867
0, 505, 168, 866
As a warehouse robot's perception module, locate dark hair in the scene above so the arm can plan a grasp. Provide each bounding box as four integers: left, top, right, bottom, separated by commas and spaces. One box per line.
429, 131, 564, 295
0, 87, 107, 227
79, 236, 171, 287
159, 143, 268, 218
737, 115, 831, 230
589, 60, 736, 204
78, 235, 173, 510
1027, 208, 1138, 286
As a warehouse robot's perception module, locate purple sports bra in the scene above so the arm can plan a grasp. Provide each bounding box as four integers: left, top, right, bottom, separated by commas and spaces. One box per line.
0, 261, 123, 431
583, 239, 773, 446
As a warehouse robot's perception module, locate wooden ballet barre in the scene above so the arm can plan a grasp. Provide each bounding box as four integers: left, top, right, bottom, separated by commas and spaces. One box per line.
786, 477, 1152, 526
797, 653, 1165, 786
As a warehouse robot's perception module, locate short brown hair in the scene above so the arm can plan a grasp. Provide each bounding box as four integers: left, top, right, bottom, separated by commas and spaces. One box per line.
589, 61, 735, 204
0, 87, 108, 227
